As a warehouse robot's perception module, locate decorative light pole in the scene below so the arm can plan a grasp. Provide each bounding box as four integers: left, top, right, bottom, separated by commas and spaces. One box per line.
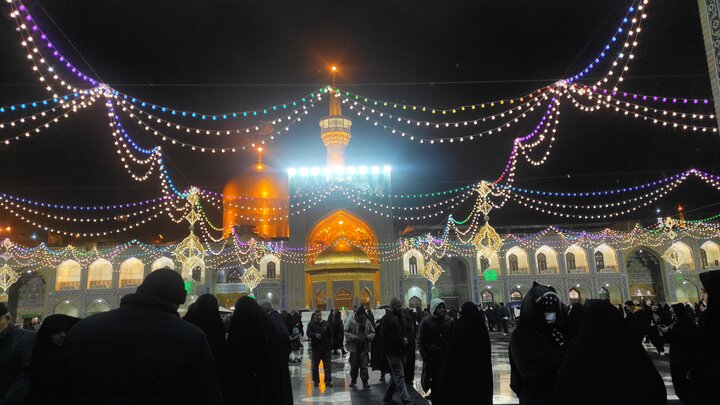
471, 182, 503, 279
173, 188, 206, 283
0, 239, 19, 302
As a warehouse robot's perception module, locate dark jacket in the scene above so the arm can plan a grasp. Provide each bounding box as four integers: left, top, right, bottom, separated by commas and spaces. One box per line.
307, 319, 332, 354
370, 316, 389, 373
0, 325, 35, 405
58, 293, 222, 405
417, 314, 454, 364
381, 310, 411, 356
344, 317, 375, 353
331, 311, 344, 351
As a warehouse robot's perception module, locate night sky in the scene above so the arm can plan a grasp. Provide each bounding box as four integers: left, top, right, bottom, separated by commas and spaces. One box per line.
0, 0, 718, 242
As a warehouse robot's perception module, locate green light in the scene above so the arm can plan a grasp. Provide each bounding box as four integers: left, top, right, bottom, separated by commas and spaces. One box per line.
674, 272, 684, 283
184, 280, 192, 295
484, 269, 498, 281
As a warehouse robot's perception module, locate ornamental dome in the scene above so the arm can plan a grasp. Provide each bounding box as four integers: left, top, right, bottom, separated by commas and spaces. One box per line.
314, 240, 371, 265
222, 146, 289, 239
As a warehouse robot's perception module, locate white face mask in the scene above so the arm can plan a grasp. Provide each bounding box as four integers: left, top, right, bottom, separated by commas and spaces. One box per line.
544, 312, 557, 325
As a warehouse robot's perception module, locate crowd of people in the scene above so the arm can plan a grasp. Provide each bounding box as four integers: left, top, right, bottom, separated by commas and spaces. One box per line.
0, 266, 718, 404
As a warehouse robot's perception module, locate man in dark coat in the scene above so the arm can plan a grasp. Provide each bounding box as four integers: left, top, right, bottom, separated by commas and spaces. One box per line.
554, 300, 666, 405
307, 310, 333, 387
436, 302, 492, 405
57, 268, 222, 405
402, 308, 417, 385
0, 302, 35, 405
259, 298, 291, 362
382, 298, 413, 405
417, 298, 454, 400
623, 300, 645, 344
509, 283, 568, 405
663, 303, 699, 404
496, 302, 511, 335
485, 304, 497, 332
690, 269, 720, 404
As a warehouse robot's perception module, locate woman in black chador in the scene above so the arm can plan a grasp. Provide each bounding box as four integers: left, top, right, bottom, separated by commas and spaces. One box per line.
690, 269, 720, 404
436, 301, 492, 405
554, 299, 666, 405
509, 283, 568, 405
331, 310, 346, 355
223, 296, 293, 405
664, 303, 699, 404
183, 294, 227, 382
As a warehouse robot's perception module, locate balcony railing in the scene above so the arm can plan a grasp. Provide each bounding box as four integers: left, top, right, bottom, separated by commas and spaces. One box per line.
598, 265, 617, 273
539, 267, 559, 275
510, 268, 529, 275
120, 279, 143, 288
568, 266, 587, 273
56, 281, 80, 290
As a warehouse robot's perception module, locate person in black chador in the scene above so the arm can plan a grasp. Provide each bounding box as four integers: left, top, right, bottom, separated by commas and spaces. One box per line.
648, 305, 666, 356
224, 296, 293, 404
183, 294, 227, 382
509, 283, 568, 405
554, 299, 666, 405
689, 269, 720, 404
331, 310, 346, 355
622, 300, 645, 344
371, 308, 390, 382
661, 303, 699, 405
485, 304, 497, 332
417, 298, 454, 401
401, 308, 417, 385
307, 310, 333, 388
25, 314, 79, 405
436, 302, 492, 405
564, 302, 584, 343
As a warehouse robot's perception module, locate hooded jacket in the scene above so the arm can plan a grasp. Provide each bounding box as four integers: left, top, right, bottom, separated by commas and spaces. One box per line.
344, 309, 375, 353
417, 299, 454, 364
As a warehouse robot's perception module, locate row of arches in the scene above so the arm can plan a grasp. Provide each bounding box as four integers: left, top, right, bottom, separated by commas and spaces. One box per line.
504, 244, 619, 275
215, 255, 281, 283
54, 298, 112, 317
314, 287, 373, 311
55, 257, 175, 291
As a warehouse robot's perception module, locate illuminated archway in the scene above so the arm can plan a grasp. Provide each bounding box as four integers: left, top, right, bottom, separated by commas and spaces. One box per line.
306, 210, 378, 264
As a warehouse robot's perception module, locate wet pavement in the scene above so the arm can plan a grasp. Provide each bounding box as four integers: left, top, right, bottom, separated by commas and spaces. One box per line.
289, 330, 679, 404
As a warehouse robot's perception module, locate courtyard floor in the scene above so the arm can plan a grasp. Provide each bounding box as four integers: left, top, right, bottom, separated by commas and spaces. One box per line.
289, 330, 680, 404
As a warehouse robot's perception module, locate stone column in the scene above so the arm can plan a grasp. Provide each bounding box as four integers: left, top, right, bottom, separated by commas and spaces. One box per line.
697, 0, 720, 127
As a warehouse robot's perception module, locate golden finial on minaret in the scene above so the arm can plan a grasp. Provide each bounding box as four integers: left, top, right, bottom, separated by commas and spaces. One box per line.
320, 64, 352, 166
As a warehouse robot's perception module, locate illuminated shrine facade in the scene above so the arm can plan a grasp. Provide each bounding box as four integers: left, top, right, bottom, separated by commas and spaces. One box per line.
5, 93, 720, 319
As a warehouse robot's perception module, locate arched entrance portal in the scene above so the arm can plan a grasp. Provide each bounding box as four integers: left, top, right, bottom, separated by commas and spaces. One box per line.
304, 210, 380, 310
626, 248, 666, 303
436, 257, 469, 310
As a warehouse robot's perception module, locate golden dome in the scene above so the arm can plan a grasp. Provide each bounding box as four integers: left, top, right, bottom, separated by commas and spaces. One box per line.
222, 149, 289, 239
314, 240, 371, 265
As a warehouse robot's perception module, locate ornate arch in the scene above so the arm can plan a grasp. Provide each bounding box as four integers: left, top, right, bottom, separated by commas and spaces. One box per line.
306, 210, 377, 264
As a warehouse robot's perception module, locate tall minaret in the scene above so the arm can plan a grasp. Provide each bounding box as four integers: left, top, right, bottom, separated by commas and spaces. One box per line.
319, 68, 352, 166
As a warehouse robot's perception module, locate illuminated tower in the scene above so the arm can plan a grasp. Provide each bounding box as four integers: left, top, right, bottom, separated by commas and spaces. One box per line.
319, 87, 352, 166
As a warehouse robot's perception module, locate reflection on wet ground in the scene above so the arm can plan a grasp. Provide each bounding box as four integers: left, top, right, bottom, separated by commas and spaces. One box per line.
289, 331, 677, 404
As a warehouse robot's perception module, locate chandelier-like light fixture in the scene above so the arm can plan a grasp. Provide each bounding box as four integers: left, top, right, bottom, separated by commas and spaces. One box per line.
173, 188, 206, 279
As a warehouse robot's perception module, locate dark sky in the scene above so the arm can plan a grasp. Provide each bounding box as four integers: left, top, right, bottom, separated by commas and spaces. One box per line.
0, 0, 718, 242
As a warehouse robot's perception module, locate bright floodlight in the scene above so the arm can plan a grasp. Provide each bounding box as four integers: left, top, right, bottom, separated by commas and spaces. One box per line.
371, 165, 380, 174
299, 167, 309, 176
383, 165, 392, 173
287, 168, 297, 176
359, 166, 368, 174
311, 167, 321, 176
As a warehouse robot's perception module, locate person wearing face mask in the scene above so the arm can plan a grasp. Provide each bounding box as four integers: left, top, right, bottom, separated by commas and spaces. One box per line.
509, 282, 569, 405
690, 269, 720, 404
25, 314, 80, 405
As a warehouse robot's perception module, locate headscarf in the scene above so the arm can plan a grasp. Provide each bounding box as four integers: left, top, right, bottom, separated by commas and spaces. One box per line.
430, 298, 445, 316
554, 300, 666, 405
34, 314, 80, 348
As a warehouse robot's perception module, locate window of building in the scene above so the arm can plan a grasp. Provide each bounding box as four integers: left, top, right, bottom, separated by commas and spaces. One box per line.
595, 251, 605, 270
537, 253, 547, 272
482, 291, 494, 303
566, 252, 576, 270
510, 290, 523, 300
191, 268, 202, 282
228, 270, 243, 283
267, 262, 276, 279
409, 256, 418, 275
480, 256, 490, 271
509, 254, 519, 273
700, 248, 708, 269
